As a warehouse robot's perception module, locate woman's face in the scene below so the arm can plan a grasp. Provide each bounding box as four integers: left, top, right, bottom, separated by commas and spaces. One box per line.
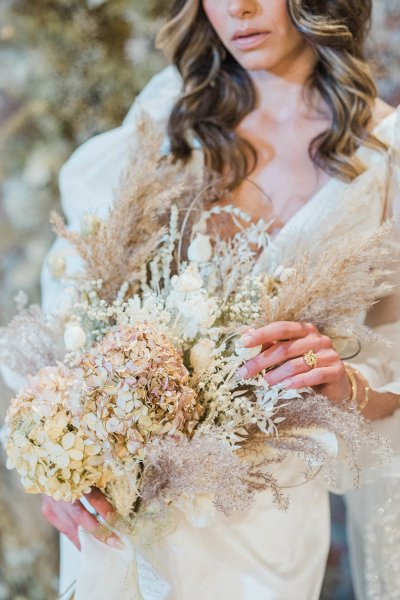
202, 0, 312, 76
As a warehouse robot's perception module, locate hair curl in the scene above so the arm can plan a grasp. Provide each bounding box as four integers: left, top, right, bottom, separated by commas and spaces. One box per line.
156, 0, 388, 190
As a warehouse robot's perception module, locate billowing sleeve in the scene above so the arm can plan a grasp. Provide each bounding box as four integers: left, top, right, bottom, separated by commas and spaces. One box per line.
340, 105, 400, 484
40, 65, 182, 314
0, 66, 182, 393
346, 108, 400, 392
341, 108, 400, 600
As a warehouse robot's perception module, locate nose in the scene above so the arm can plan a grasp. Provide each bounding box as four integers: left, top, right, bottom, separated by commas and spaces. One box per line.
228, 0, 258, 18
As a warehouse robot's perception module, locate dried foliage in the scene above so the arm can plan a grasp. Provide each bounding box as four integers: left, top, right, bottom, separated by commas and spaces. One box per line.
257, 222, 395, 343
235, 387, 390, 497
0, 296, 65, 378
141, 435, 254, 516
50, 114, 203, 302
278, 394, 390, 484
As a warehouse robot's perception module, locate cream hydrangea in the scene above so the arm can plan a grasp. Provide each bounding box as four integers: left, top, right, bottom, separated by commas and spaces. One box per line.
5, 366, 108, 502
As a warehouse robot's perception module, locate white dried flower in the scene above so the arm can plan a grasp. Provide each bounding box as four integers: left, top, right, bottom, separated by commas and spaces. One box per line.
272, 265, 285, 280
80, 213, 101, 238
170, 291, 218, 339
187, 234, 213, 263
190, 338, 216, 374
234, 343, 263, 361
176, 493, 217, 528
47, 252, 66, 278
272, 265, 296, 283
166, 264, 219, 339
279, 267, 296, 282
170, 264, 204, 293
64, 325, 87, 351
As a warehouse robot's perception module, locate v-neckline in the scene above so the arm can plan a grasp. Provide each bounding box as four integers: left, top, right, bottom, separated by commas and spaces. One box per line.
270, 106, 399, 242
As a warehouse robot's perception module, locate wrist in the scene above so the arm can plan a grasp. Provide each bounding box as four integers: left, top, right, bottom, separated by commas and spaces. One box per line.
343, 364, 370, 413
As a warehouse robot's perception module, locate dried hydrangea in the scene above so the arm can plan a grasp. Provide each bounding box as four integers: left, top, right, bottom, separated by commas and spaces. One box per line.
77, 324, 202, 472
5, 366, 108, 502
2, 181, 393, 524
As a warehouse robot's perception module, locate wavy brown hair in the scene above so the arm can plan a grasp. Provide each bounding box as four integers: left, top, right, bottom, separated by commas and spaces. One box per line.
156, 0, 388, 190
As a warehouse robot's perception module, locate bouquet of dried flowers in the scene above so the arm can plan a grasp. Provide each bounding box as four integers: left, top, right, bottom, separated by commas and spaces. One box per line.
1, 116, 393, 542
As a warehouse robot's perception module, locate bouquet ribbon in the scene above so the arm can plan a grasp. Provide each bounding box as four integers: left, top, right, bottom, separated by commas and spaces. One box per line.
74, 528, 170, 600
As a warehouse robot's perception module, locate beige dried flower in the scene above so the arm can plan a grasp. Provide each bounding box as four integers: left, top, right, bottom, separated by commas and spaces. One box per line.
5, 366, 109, 502
78, 324, 202, 471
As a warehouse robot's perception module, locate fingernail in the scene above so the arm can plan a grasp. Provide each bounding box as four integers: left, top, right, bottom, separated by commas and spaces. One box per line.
106, 535, 123, 549
235, 368, 247, 381
238, 326, 255, 335
236, 335, 252, 349
281, 379, 292, 388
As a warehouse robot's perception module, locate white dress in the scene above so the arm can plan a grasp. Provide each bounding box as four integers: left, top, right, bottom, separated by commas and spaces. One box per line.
37, 66, 400, 600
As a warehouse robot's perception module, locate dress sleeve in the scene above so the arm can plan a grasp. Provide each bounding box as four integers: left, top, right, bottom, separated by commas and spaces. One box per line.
40, 65, 182, 314
337, 106, 400, 487
346, 107, 400, 394
0, 67, 182, 392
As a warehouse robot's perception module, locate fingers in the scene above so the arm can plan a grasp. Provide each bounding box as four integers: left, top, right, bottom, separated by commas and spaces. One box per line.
84, 488, 115, 520
69, 500, 101, 531
263, 349, 338, 386
280, 363, 345, 390
41, 496, 100, 551
237, 321, 318, 348
236, 333, 333, 380
82, 490, 122, 547
42, 497, 82, 549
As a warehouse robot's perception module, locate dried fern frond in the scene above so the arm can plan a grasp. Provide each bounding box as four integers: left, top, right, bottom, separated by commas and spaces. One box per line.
245, 463, 290, 510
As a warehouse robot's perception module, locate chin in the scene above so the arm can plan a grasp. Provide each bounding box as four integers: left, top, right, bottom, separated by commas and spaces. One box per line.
232, 51, 282, 73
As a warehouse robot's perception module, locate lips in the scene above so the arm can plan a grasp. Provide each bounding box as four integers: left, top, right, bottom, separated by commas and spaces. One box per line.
231, 30, 271, 50
232, 28, 271, 41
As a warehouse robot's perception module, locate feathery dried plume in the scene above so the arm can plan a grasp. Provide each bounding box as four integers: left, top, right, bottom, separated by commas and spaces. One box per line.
50, 112, 204, 302
0, 302, 65, 379
245, 462, 290, 510
277, 393, 391, 485
258, 222, 395, 342
237, 428, 331, 509
105, 468, 142, 519
141, 435, 254, 516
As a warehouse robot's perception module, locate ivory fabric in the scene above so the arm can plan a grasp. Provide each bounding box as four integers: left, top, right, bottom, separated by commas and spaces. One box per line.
37, 65, 400, 599
69, 456, 330, 600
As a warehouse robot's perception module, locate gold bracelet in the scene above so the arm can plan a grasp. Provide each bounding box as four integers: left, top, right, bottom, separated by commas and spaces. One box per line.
355, 370, 370, 412
344, 364, 370, 413
343, 365, 358, 407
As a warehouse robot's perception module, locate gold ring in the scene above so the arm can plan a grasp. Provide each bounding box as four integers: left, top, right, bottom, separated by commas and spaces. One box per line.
303, 350, 318, 369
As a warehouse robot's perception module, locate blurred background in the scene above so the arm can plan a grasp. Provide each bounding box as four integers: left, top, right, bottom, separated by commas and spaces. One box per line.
0, 1, 399, 598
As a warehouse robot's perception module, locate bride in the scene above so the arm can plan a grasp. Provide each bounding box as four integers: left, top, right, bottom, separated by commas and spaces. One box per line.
37, 0, 400, 598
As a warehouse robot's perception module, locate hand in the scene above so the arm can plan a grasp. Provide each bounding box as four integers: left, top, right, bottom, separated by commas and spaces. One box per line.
235, 321, 351, 405
41, 488, 116, 550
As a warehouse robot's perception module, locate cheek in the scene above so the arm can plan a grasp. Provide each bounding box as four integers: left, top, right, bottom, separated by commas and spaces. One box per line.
270, 0, 296, 34
202, 2, 226, 41
265, 3, 307, 59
